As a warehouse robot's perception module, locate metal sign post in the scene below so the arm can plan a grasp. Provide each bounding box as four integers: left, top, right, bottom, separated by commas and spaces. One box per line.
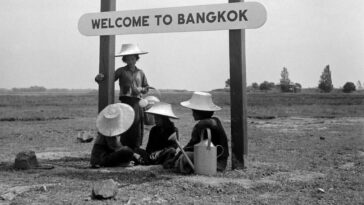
98, 0, 116, 112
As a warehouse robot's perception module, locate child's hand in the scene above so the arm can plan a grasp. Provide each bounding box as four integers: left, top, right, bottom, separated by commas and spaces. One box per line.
133, 153, 141, 159
95, 73, 104, 83
133, 153, 146, 165
175, 147, 181, 155
131, 87, 141, 95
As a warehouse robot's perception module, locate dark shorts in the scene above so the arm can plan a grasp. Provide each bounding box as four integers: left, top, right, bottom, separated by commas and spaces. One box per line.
90, 144, 134, 167
119, 96, 144, 149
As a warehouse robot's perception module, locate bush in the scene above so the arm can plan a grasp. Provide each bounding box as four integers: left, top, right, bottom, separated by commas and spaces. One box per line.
280, 84, 291, 92
342, 82, 356, 93
252, 82, 259, 90
259, 81, 275, 91
294, 83, 302, 93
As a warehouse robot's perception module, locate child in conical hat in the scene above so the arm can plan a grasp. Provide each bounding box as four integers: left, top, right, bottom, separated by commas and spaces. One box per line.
90, 103, 144, 168
144, 102, 179, 166
95, 44, 150, 153
173, 91, 229, 174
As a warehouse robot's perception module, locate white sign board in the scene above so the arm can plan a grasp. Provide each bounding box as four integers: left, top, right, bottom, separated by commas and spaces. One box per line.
78, 2, 267, 36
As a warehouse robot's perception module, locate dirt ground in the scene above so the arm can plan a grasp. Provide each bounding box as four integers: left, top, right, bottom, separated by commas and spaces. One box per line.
1, 113, 363, 204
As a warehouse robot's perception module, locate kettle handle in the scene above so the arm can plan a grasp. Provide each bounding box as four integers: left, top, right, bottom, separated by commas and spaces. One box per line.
200, 128, 212, 150
216, 145, 224, 158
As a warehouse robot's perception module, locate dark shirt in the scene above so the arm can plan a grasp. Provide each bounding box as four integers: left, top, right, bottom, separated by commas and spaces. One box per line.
93, 133, 123, 152
119, 96, 144, 150
146, 121, 178, 154
184, 117, 229, 171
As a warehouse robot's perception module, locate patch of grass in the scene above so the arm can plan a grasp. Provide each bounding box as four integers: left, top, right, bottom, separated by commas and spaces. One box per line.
0, 91, 363, 204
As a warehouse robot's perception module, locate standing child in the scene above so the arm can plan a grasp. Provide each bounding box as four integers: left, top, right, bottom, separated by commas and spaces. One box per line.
95, 44, 150, 151
144, 102, 179, 166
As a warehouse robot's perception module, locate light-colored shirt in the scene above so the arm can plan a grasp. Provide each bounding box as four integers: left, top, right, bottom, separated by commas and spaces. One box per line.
115, 66, 149, 97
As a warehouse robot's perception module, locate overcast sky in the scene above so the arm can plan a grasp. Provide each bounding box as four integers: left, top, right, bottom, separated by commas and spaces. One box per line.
0, 0, 363, 91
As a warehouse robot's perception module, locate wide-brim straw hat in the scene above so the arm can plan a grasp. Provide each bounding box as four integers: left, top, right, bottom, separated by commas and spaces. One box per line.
96, 103, 135, 137
180, 91, 221, 111
145, 102, 178, 119
115, 44, 148, 57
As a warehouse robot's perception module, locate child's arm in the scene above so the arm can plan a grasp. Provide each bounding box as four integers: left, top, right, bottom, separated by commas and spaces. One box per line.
183, 126, 204, 151
145, 126, 157, 154
167, 127, 179, 149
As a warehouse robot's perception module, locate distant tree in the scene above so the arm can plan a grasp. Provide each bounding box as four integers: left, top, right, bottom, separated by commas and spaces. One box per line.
356, 80, 363, 90
342, 82, 356, 93
318, 65, 333, 92
225, 78, 230, 88
268, 82, 275, 89
259, 81, 275, 91
280, 67, 290, 83
252, 82, 259, 90
280, 67, 291, 92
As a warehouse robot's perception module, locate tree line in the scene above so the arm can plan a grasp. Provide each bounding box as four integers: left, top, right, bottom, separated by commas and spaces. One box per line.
225, 65, 362, 93
1, 86, 95, 93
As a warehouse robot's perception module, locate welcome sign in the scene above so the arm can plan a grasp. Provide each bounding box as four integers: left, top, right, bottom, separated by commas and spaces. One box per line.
78, 2, 267, 36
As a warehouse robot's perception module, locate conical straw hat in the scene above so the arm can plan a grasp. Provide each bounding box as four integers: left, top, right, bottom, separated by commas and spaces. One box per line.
180, 91, 221, 111
145, 102, 178, 119
96, 103, 135, 137
115, 44, 148, 57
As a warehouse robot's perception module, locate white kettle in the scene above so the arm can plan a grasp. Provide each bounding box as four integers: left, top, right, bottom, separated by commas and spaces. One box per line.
194, 128, 219, 175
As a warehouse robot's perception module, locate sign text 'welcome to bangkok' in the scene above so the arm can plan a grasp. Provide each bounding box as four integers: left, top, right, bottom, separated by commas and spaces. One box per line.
78, 2, 267, 36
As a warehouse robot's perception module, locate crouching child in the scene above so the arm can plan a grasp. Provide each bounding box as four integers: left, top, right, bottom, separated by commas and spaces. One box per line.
167, 91, 229, 174
90, 103, 144, 168
144, 102, 179, 166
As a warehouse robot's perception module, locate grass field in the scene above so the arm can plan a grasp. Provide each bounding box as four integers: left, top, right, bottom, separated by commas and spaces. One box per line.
0, 91, 363, 204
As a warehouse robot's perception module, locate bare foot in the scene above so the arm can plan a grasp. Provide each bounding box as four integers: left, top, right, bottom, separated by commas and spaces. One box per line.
119, 161, 134, 167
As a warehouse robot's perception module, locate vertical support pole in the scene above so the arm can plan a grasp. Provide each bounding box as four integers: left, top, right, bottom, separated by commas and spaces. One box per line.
98, 0, 116, 113
229, 0, 248, 169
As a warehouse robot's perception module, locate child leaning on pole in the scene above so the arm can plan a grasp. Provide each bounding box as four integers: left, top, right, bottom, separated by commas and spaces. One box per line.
164, 91, 229, 174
